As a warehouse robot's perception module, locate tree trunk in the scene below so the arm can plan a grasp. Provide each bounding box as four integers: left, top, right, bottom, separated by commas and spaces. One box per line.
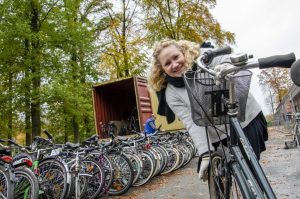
64, 106, 68, 143
72, 116, 79, 143
121, 0, 129, 76
7, 73, 13, 140
30, 0, 41, 138
24, 38, 32, 145
84, 117, 91, 137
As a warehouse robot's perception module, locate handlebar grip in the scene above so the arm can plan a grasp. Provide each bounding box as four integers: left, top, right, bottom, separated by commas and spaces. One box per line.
291, 59, 300, 86
202, 46, 232, 65
258, 53, 295, 69
211, 46, 232, 57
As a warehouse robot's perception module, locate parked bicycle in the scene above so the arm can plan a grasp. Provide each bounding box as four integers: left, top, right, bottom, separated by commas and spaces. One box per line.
0, 139, 39, 199
286, 112, 300, 146
1, 128, 197, 198
184, 46, 298, 198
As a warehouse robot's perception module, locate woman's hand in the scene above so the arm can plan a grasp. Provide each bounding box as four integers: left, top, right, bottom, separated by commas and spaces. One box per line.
198, 154, 210, 182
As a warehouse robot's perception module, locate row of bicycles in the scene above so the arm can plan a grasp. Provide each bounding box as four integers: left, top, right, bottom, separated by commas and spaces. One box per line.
0, 130, 196, 199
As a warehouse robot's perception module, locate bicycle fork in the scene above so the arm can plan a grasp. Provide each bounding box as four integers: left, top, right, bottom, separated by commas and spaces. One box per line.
74, 152, 93, 199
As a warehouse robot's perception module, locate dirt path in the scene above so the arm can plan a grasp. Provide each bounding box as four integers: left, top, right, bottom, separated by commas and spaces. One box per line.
261, 127, 300, 199
103, 127, 300, 199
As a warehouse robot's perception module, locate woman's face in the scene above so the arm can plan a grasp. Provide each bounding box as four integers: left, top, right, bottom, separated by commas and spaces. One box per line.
158, 45, 186, 78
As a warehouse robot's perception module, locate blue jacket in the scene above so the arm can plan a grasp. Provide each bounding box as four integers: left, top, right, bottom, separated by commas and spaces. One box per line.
144, 117, 157, 135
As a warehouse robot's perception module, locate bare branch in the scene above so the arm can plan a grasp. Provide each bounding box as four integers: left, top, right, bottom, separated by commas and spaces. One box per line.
39, 0, 60, 28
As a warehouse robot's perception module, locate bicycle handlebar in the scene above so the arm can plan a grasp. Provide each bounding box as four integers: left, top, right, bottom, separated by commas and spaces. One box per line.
286, 112, 300, 118
195, 51, 298, 86
201, 46, 232, 65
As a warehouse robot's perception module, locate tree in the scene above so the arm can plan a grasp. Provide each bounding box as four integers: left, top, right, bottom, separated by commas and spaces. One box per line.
99, 0, 149, 78
0, 0, 236, 143
140, 0, 235, 45
258, 68, 293, 105
43, 0, 107, 143
0, 0, 105, 144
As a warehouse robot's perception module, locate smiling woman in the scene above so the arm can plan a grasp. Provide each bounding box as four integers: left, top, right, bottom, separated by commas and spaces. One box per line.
158, 45, 187, 77
148, 39, 269, 183
149, 39, 200, 92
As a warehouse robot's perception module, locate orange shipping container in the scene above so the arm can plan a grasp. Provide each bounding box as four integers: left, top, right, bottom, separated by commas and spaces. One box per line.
92, 76, 184, 138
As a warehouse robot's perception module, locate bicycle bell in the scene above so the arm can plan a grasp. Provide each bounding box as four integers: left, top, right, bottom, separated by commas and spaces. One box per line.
230, 52, 249, 66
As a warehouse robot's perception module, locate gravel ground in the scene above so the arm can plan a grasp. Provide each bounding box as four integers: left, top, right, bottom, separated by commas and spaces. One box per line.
260, 127, 300, 199
102, 127, 300, 199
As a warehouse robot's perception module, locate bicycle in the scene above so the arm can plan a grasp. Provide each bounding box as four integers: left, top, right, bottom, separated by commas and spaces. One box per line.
0, 139, 39, 199
0, 142, 14, 199
286, 112, 300, 146
13, 132, 70, 199
184, 46, 298, 198
127, 107, 139, 133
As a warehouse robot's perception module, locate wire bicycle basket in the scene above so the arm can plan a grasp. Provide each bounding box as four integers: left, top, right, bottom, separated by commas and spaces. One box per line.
184, 69, 252, 126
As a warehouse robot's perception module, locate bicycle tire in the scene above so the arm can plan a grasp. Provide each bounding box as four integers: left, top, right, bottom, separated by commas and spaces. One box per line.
161, 147, 180, 174
78, 159, 105, 199
155, 146, 169, 174
174, 145, 188, 170
148, 148, 162, 177
107, 153, 134, 196
88, 152, 114, 196
294, 124, 300, 146
182, 143, 194, 167
14, 167, 39, 199
0, 165, 14, 199
125, 153, 143, 184
133, 151, 155, 186
37, 158, 69, 199
208, 153, 231, 199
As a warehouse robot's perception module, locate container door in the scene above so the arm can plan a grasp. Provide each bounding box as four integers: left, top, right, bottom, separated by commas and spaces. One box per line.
134, 77, 152, 131
149, 89, 185, 131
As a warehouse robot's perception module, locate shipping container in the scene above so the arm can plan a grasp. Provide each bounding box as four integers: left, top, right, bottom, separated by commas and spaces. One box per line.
93, 76, 184, 138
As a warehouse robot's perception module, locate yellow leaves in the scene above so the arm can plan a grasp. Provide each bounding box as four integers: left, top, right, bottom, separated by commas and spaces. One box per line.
259, 68, 292, 103
143, 0, 235, 44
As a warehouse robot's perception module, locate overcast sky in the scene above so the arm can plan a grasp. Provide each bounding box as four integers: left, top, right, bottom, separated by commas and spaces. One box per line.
211, 0, 300, 114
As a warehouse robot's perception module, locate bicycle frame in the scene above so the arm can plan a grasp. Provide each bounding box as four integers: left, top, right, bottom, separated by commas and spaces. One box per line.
287, 112, 300, 146
222, 75, 276, 198
189, 53, 284, 198
229, 116, 275, 198
64, 151, 93, 199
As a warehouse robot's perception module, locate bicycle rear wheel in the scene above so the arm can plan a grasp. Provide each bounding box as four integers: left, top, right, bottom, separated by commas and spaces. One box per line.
14, 167, 39, 199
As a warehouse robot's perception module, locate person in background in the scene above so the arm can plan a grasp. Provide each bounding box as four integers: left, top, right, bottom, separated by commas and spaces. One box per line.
148, 39, 268, 181
144, 114, 159, 136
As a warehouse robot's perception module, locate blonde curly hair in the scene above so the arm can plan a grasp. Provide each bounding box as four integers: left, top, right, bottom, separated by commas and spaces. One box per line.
148, 39, 201, 92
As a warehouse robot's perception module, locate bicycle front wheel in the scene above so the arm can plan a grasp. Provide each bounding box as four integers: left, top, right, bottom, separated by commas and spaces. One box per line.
0, 165, 14, 199
107, 153, 134, 196
37, 158, 69, 199
208, 153, 231, 199
293, 123, 300, 145
79, 159, 105, 199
